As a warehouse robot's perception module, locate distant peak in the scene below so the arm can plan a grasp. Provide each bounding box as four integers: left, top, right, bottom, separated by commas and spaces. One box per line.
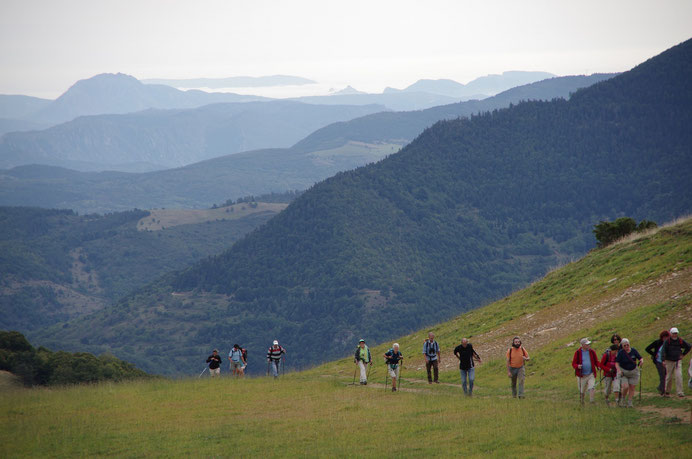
330, 85, 366, 95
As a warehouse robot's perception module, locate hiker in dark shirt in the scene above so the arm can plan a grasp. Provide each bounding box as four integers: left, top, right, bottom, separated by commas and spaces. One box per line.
206, 349, 222, 377
453, 338, 481, 396
661, 327, 691, 397
644, 330, 670, 395
615, 339, 643, 408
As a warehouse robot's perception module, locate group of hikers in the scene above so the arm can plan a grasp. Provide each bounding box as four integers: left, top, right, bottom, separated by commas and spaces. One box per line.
204, 327, 691, 404
204, 341, 286, 378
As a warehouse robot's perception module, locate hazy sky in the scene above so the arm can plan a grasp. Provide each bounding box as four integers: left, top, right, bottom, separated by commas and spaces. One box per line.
1, 0, 691, 98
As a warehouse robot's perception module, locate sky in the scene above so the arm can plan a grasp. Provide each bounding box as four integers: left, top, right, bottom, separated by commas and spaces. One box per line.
1, 0, 691, 99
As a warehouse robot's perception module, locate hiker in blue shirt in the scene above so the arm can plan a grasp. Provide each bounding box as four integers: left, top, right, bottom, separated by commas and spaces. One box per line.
229, 344, 246, 378
423, 332, 441, 384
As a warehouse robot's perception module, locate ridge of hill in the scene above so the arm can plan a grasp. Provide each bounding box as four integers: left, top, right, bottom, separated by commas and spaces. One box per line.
30, 40, 692, 375
30, 73, 269, 125
141, 75, 316, 88
0, 73, 614, 213
3, 220, 689, 457
0, 100, 385, 172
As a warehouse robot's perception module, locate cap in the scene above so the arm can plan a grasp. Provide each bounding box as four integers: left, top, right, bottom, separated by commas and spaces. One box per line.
213, 349, 218, 352
273, 340, 279, 345
580, 338, 591, 345
670, 327, 679, 334
359, 339, 365, 343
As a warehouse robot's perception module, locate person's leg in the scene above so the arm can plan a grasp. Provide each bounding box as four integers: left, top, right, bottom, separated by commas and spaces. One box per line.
664, 360, 674, 395
433, 359, 439, 383
587, 374, 595, 403
604, 377, 612, 401
272, 360, 279, 378
655, 362, 666, 394
358, 360, 367, 384
517, 366, 525, 398
468, 367, 475, 395
460, 369, 468, 394
426, 360, 433, 383
510, 368, 518, 397
673, 361, 684, 396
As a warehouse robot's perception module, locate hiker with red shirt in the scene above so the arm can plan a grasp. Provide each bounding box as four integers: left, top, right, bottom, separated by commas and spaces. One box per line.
572, 338, 600, 404
600, 344, 620, 405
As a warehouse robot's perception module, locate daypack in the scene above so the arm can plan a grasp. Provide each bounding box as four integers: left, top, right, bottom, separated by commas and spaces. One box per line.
424, 340, 439, 358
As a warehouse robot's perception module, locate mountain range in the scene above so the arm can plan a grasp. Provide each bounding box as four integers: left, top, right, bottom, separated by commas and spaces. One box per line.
26, 39, 692, 374
141, 75, 317, 88
0, 100, 385, 172
0, 73, 615, 213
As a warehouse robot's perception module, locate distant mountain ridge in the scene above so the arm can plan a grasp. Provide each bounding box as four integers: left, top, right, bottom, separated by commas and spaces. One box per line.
0, 73, 615, 213
0, 100, 385, 171
385, 71, 556, 98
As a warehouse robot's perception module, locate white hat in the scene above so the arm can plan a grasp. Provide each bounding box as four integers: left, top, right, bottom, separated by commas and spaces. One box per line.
273, 340, 279, 345
580, 338, 591, 345
670, 327, 679, 334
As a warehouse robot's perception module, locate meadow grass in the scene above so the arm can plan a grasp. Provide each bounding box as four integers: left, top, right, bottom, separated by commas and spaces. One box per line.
1, 372, 689, 458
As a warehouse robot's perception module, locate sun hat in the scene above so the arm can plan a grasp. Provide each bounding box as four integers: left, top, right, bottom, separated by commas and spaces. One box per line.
580, 338, 591, 345
273, 340, 279, 345
670, 327, 679, 334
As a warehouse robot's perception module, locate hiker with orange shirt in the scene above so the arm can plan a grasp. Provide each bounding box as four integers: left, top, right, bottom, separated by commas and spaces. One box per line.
506, 336, 530, 398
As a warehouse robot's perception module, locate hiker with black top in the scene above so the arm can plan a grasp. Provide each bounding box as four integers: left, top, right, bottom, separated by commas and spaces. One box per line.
206, 349, 222, 378
607, 334, 623, 404
229, 344, 246, 378
572, 338, 600, 405
384, 343, 403, 392
423, 332, 441, 384
644, 329, 670, 395
267, 340, 286, 378
354, 339, 372, 385
661, 327, 691, 398
506, 336, 529, 398
615, 338, 643, 408
600, 344, 620, 406
453, 338, 481, 396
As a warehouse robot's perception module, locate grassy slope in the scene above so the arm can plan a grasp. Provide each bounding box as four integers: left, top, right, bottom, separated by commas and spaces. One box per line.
137, 202, 288, 231
2, 219, 690, 457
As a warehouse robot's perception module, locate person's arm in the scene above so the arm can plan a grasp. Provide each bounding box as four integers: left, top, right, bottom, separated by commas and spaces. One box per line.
572, 350, 580, 370
644, 340, 657, 356
367, 348, 372, 364
615, 361, 621, 376
682, 340, 691, 356
436, 342, 441, 362
522, 347, 530, 361
423, 342, 429, 362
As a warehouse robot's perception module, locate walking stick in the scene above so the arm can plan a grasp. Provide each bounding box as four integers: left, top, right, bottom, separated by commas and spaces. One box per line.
384, 365, 389, 392
398, 362, 403, 391
367, 361, 372, 382
351, 364, 357, 385
266, 360, 270, 377
639, 363, 642, 403
199, 366, 208, 378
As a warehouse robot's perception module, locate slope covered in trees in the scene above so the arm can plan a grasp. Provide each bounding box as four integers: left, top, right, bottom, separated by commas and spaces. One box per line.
34, 40, 692, 374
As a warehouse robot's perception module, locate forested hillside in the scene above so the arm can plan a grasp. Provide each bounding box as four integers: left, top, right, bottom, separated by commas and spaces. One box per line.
34, 40, 692, 375
0, 204, 284, 332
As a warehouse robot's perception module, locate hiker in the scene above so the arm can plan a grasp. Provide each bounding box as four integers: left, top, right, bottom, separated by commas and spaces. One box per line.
661, 327, 691, 397
229, 344, 246, 377
644, 330, 670, 395
572, 338, 600, 404
353, 339, 372, 385
384, 343, 403, 392
453, 338, 481, 396
266, 340, 286, 378
506, 336, 529, 398
206, 349, 222, 377
423, 332, 441, 384
600, 344, 620, 406
615, 338, 643, 408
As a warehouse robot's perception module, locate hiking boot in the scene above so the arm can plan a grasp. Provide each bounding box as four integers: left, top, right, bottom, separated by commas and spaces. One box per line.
677, 394, 685, 398
434, 381, 440, 384
627, 400, 633, 408
392, 387, 396, 392
363, 381, 367, 386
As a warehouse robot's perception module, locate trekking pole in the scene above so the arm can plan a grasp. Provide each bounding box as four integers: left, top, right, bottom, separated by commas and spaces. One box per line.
384, 365, 389, 392
398, 362, 403, 391
351, 364, 357, 386
266, 360, 270, 377
199, 366, 208, 378
367, 362, 372, 381
639, 363, 642, 403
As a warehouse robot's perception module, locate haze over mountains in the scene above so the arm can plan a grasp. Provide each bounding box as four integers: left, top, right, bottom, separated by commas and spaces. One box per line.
25, 40, 692, 374
0, 73, 614, 213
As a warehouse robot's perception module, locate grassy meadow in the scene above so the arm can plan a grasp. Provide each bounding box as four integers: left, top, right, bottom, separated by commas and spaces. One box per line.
2, 218, 691, 457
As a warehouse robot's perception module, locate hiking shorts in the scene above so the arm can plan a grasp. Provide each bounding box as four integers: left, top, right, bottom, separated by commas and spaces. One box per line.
230, 361, 243, 370
577, 373, 595, 393
604, 375, 620, 394
619, 368, 639, 386
388, 364, 400, 379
